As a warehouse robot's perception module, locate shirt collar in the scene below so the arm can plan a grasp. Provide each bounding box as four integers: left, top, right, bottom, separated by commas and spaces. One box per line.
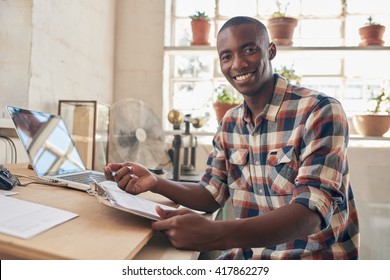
242, 73, 288, 123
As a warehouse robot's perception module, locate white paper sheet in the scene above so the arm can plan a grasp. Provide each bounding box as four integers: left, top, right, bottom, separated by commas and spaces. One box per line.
97, 181, 177, 220
0, 195, 78, 239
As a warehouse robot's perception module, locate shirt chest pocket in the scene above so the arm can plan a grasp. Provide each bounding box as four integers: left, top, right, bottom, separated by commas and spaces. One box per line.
227, 149, 250, 190
266, 146, 298, 195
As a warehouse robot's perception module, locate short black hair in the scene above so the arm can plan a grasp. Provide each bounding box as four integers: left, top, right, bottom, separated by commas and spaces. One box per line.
218, 16, 267, 35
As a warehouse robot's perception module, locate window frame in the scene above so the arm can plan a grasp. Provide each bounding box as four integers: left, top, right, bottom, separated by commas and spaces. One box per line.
163, 0, 390, 133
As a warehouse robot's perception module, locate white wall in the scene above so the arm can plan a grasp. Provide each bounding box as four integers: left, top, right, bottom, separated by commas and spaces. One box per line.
0, 0, 116, 116
28, 0, 116, 113
1, 0, 165, 128
0, 0, 32, 115
113, 0, 165, 119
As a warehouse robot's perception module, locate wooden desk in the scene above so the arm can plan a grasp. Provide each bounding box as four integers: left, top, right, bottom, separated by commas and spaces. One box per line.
0, 164, 203, 260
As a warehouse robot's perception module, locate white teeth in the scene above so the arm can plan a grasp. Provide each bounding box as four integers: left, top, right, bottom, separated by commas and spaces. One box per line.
235, 73, 252, 81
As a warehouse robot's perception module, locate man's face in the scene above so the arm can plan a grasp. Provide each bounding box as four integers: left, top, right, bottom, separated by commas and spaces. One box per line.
217, 23, 274, 97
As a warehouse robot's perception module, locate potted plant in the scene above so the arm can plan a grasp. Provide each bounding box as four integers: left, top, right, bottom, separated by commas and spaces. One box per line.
352, 88, 390, 137
190, 11, 211, 46
274, 65, 301, 85
267, 1, 298, 46
359, 16, 386, 46
213, 86, 242, 123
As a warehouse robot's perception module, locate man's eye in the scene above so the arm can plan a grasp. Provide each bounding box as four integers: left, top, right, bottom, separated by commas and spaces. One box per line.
221, 54, 232, 61
244, 47, 257, 54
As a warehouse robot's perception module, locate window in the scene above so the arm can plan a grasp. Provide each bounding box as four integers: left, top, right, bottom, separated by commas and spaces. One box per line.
164, 0, 390, 132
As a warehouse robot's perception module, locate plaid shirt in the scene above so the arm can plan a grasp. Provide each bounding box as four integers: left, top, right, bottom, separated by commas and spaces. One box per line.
200, 74, 359, 259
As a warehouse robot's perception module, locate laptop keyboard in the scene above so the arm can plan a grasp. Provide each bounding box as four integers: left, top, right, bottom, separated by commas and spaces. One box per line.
59, 172, 106, 185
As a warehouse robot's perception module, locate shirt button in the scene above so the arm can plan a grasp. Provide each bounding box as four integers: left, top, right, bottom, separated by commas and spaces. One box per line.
255, 160, 260, 165
259, 189, 263, 194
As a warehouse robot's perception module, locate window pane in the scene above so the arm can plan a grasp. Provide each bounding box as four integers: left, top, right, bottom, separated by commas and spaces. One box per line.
345, 15, 366, 46
172, 81, 216, 130
274, 56, 342, 76
345, 83, 364, 100
301, 59, 341, 75
300, 19, 341, 39
343, 81, 387, 114
347, 0, 389, 14
172, 81, 213, 110
173, 55, 214, 78
173, 18, 191, 46
301, 0, 341, 16
175, 0, 214, 18
344, 52, 390, 79
344, 82, 369, 114
301, 77, 342, 99
258, 0, 279, 16
258, 0, 300, 17
219, 0, 257, 17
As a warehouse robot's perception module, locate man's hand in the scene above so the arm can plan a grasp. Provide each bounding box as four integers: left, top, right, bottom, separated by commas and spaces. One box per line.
152, 206, 224, 251
104, 162, 158, 194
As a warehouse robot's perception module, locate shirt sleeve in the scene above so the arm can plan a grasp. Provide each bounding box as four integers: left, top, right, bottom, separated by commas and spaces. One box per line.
199, 126, 230, 207
291, 96, 349, 230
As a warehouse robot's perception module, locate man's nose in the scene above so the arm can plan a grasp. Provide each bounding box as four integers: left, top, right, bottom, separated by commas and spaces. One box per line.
232, 54, 248, 70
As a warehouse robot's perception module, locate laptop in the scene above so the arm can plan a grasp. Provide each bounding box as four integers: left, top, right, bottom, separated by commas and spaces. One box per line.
6, 105, 106, 191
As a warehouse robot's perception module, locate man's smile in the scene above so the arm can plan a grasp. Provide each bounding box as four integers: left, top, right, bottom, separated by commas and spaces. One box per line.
234, 72, 254, 81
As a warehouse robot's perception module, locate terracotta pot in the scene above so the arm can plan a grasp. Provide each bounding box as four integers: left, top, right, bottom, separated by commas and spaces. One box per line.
213, 103, 237, 123
267, 17, 298, 46
359, 24, 386, 46
191, 20, 210, 46
352, 114, 390, 137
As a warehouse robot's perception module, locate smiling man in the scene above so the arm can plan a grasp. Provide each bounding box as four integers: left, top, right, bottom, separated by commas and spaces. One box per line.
217, 17, 275, 119
105, 16, 360, 260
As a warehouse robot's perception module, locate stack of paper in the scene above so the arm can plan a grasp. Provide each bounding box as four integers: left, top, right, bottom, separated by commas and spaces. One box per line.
0, 195, 78, 239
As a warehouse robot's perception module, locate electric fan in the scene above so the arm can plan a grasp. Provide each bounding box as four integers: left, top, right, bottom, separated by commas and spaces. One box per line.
108, 98, 165, 168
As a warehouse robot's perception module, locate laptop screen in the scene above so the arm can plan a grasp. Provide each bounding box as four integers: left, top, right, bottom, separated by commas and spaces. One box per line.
7, 106, 86, 177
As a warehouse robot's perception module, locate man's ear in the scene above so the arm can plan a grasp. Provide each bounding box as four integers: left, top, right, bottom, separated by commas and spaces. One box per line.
268, 42, 277, 60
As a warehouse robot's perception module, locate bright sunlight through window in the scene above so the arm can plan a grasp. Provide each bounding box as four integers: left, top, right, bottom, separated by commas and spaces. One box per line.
164, 0, 390, 133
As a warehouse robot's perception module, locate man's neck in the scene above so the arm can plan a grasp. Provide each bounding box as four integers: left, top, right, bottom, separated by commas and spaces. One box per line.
243, 75, 276, 120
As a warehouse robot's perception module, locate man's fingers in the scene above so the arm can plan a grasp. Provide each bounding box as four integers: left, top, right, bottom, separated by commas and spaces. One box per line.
155, 205, 178, 219
155, 206, 193, 219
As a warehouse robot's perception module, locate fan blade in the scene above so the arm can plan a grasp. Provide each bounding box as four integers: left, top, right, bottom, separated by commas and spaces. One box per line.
108, 98, 165, 168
